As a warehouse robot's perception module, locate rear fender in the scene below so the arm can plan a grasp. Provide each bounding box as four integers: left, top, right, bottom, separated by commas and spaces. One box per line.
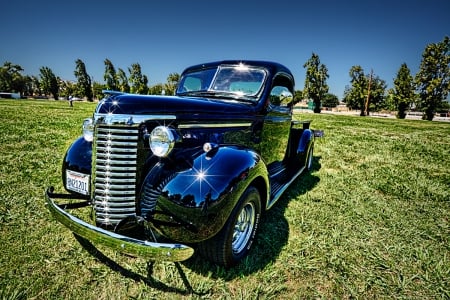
297, 129, 313, 154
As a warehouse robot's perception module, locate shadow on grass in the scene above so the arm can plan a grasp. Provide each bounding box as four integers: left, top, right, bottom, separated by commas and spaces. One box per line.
182, 156, 322, 279
74, 157, 321, 293
73, 234, 206, 297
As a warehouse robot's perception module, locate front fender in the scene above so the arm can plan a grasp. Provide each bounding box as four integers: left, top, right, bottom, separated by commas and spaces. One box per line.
141, 146, 268, 243
62, 136, 92, 193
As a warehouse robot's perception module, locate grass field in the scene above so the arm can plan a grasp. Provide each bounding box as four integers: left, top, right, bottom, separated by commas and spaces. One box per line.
0, 99, 449, 299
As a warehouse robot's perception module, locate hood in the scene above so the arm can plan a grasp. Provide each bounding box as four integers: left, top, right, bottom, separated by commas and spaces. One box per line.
96, 94, 256, 117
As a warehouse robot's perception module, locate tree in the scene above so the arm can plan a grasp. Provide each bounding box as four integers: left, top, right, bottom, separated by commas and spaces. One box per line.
28, 75, 42, 97
149, 83, 164, 95
322, 93, 339, 108
293, 90, 304, 105
103, 58, 118, 91
415, 36, 450, 121
383, 89, 396, 112
344, 66, 386, 116
393, 63, 415, 119
117, 68, 130, 93
128, 63, 148, 94
59, 79, 76, 99
21, 75, 34, 97
164, 73, 180, 95
93, 81, 106, 100
39, 67, 59, 100
368, 75, 387, 113
344, 66, 367, 114
74, 59, 93, 101
0, 62, 27, 95
303, 53, 329, 113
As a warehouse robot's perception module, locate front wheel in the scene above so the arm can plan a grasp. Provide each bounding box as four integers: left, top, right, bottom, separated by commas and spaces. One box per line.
198, 186, 261, 267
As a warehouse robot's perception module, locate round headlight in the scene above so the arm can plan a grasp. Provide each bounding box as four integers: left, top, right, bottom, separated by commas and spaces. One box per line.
82, 118, 94, 142
150, 126, 176, 157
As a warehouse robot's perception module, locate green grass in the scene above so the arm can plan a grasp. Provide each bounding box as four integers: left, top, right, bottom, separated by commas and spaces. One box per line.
0, 99, 449, 299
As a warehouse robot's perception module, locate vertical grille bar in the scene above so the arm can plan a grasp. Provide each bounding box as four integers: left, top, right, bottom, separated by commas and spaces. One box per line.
93, 126, 139, 227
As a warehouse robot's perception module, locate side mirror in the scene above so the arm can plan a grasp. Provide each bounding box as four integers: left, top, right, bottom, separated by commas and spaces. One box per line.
270, 86, 293, 107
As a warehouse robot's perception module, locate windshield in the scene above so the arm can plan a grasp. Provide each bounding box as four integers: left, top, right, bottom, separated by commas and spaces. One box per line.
176, 64, 267, 101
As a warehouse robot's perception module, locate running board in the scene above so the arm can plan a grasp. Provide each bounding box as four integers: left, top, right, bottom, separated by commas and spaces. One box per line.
267, 165, 306, 209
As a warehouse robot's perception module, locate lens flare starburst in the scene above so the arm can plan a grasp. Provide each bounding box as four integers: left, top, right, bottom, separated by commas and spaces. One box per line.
180, 155, 223, 197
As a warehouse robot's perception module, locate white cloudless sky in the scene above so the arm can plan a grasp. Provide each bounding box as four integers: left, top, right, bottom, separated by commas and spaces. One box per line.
1, 0, 449, 98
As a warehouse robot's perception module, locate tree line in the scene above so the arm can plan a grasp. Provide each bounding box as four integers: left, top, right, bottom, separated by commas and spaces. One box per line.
0, 58, 180, 103
1, 36, 448, 120
303, 36, 449, 121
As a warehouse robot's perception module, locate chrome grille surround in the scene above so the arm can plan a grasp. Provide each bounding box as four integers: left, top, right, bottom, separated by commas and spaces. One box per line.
92, 113, 176, 227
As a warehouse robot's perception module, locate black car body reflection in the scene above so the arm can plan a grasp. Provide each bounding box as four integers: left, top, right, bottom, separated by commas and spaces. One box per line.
46, 60, 323, 267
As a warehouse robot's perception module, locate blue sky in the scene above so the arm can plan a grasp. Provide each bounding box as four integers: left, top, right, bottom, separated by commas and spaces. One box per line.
1, 0, 449, 98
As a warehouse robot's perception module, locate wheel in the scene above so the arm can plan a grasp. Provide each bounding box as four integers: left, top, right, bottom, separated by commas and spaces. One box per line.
198, 186, 261, 267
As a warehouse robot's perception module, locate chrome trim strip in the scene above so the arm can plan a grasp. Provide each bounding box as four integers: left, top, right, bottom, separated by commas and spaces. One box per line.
97, 149, 135, 154
95, 189, 135, 196
97, 140, 138, 147
97, 146, 137, 153
95, 166, 136, 172
95, 183, 136, 190
97, 128, 137, 134
95, 176, 136, 183
178, 122, 252, 129
95, 171, 136, 179
96, 153, 136, 160
96, 159, 137, 165
94, 207, 136, 214
46, 189, 194, 262
94, 113, 176, 126
97, 134, 138, 141
95, 195, 135, 202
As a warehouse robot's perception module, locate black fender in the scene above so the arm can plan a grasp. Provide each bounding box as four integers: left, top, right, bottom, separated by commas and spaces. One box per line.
62, 136, 92, 193
297, 129, 314, 167
297, 129, 313, 154
140, 145, 268, 243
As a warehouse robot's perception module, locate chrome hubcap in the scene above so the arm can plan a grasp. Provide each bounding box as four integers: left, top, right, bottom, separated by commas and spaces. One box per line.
232, 202, 255, 254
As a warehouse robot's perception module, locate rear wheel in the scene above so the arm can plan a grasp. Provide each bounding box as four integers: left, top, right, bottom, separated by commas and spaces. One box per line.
198, 186, 261, 267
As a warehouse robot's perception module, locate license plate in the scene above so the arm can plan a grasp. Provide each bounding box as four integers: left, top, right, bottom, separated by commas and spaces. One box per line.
66, 170, 90, 195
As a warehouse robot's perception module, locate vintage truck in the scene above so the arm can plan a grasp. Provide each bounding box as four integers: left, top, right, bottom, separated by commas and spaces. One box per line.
46, 60, 322, 267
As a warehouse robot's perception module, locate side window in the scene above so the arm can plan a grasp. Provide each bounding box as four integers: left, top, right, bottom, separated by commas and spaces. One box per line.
270, 86, 293, 107
181, 77, 201, 91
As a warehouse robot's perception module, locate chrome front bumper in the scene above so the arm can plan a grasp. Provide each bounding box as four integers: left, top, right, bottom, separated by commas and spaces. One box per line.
45, 187, 194, 262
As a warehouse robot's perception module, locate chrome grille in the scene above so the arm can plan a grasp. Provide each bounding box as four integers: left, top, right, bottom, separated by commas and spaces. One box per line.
93, 126, 138, 226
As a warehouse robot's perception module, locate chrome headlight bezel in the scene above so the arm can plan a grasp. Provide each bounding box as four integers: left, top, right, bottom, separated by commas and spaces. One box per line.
149, 126, 176, 157
82, 118, 94, 142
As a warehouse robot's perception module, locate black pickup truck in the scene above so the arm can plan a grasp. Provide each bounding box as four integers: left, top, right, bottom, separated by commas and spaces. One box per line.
46, 60, 323, 267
